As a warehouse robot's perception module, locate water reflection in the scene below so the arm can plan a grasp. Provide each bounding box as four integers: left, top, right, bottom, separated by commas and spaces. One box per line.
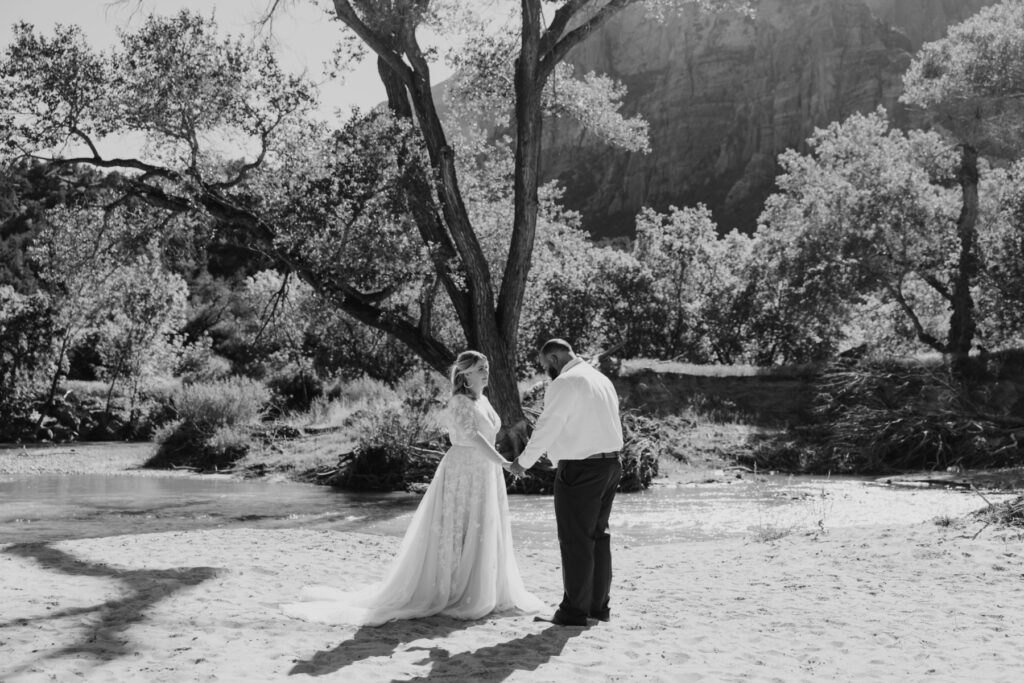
0, 473, 1009, 547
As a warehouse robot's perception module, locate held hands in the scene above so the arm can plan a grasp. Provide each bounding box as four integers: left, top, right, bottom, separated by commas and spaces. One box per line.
506, 459, 527, 478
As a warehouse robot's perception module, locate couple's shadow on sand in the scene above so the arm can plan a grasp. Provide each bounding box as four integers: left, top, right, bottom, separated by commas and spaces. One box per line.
289, 615, 582, 681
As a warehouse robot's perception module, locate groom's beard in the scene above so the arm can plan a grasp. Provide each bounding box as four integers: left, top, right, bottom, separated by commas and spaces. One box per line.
546, 366, 559, 381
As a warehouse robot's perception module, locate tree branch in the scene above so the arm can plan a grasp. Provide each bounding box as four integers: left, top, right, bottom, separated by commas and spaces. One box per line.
539, 0, 590, 56
921, 272, 954, 302
70, 127, 101, 159
328, 281, 454, 374
538, 0, 640, 82
45, 155, 183, 182
330, 0, 416, 89
210, 126, 272, 191
390, 23, 497, 338
883, 279, 947, 353
376, 56, 473, 330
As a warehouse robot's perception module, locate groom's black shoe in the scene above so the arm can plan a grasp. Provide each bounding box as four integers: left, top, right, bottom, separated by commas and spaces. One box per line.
589, 610, 611, 623
533, 612, 589, 627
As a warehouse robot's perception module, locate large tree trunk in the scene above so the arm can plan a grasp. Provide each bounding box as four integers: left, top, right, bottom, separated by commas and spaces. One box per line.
948, 144, 979, 374
373, 49, 528, 431
321, 1, 651, 438
499, 0, 544, 350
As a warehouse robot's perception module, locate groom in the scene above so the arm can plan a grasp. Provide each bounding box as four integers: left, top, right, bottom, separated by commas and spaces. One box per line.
509, 338, 624, 626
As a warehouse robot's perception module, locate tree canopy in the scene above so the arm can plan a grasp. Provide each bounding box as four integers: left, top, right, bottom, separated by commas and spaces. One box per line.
0, 1, 748, 432
902, 0, 1024, 156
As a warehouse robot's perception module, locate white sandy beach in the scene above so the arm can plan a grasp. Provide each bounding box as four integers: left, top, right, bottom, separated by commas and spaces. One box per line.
2, 518, 1023, 682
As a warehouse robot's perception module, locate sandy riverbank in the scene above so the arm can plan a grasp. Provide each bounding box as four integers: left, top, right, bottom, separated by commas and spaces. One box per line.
2, 518, 1023, 682
0, 442, 158, 476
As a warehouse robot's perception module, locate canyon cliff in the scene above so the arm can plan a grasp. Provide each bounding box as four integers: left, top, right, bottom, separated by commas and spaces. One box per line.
538, 0, 997, 237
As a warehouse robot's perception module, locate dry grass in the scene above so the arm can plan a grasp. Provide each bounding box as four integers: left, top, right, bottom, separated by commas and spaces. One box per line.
239, 429, 359, 476
622, 359, 820, 378
239, 375, 448, 483
63, 379, 114, 398
751, 524, 797, 543
747, 476, 834, 542
974, 495, 1024, 528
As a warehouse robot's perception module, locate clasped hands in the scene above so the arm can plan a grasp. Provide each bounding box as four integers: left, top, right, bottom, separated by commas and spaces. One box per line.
502, 459, 527, 477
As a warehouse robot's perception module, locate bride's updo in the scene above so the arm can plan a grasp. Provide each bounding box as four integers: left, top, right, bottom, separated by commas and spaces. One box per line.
450, 350, 487, 398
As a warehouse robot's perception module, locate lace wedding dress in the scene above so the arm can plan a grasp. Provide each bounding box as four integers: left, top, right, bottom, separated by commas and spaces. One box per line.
281, 393, 545, 626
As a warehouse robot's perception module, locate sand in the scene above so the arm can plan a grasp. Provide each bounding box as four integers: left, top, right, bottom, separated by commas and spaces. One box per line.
2, 518, 1024, 682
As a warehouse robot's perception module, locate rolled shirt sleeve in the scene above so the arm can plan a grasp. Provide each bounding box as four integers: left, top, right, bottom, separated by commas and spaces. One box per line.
516, 379, 569, 470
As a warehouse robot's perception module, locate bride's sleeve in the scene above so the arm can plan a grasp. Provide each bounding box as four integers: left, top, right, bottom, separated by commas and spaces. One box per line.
445, 394, 479, 438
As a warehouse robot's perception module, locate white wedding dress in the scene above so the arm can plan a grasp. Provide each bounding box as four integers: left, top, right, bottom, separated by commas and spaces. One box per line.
281, 393, 545, 626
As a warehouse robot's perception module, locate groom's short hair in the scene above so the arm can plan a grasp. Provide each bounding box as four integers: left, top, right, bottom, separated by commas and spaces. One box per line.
539, 338, 573, 355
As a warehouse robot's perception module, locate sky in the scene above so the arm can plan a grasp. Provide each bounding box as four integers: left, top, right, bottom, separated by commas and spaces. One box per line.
0, 0, 519, 158
0, 0, 416, 117
0, 0, 526, 162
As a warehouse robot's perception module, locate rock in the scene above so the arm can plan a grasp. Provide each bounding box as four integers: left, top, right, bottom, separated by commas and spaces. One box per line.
532, 0, 998, 236
52, 404, 80, 431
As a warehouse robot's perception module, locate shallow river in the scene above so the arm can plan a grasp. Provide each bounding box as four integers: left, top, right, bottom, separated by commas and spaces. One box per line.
0, 473, 1008, 551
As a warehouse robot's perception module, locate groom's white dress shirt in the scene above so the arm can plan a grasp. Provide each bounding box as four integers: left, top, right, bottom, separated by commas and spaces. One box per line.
517, 357, 624, 469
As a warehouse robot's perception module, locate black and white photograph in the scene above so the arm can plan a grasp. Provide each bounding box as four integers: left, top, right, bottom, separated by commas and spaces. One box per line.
2, 1, 1024, 680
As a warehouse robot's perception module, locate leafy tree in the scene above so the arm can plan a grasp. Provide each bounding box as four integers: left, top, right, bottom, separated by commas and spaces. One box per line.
211, 269, 312, 377
692, 229, 758, 364
1, 2, 745, 436
901, 0, 1024, 369
92, 254, 188, 419
757, 109, 974, 362
0, 160, 112, 292
28, 203, 187, 414
0, 286, 56, 419
974, 161, 1024, 348
524, 239, 661, 361
902, 0, 1024, 158
633, 204, 720, 358
631, 200, 846, 365
314, 0, 744, 425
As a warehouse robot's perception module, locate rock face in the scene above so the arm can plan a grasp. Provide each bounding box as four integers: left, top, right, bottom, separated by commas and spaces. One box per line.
541, 0, 997, 237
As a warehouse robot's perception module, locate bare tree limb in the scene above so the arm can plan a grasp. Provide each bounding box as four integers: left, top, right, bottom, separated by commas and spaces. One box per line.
69, 127, 101, 159
883, 279, 947, 353
330, 0, 416, 89
921, 272, 954, 302
539, 0, 639, 83
539, 0, 590, 56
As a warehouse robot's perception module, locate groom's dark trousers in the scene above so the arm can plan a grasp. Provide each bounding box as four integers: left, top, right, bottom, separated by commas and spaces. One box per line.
553, 454, 623, 623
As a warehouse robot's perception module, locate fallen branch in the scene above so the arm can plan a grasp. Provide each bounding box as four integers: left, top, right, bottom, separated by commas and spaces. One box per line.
409, 446, 445, 457
970, 482, 994, 507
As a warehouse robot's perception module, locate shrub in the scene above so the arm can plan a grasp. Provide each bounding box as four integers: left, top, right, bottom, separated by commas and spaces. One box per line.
147, 377, 270, 470
329, 390, 443, 491
0, 287, 55, 421
266, 364, 324, 414
175, 377, 269, 431
325, 375, 400, 406
177, 335, 233, 384
618, 412, 662, 492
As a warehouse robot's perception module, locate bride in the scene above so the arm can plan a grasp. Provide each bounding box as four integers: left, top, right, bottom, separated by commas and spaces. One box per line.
282, 350, 545, 626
